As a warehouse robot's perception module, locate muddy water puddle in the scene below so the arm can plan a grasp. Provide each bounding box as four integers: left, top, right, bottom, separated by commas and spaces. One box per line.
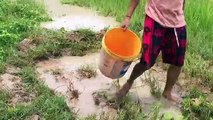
40, 0, 118, 32
36, 53, 114, 117
36, 53, 185, 118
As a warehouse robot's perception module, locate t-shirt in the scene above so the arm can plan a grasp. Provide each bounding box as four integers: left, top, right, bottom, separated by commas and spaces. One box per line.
145, 0, 186, 28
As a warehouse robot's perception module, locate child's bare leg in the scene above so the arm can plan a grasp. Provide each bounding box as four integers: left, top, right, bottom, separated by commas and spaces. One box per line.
114, 62, 149, 101
162, 65, 181, 102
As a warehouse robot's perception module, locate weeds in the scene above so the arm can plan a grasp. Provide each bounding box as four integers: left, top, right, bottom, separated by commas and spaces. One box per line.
0, 67, 74, 120
29, 29, 101, 58
77, 65, 97, 79
81, 114, 96, 120
51, 69, 63, 76
161, 112, 185, 120
3, 28, 101, 69
116, 96, 162, 120
0, 0, 49, 61
0, 62, 6, 74
144, 72, 161, 99
112, 79, 121, 89
0, 90, 9, 117
181, 87, 213, 120
116, 97, 145, 120
145, 102, 161, 120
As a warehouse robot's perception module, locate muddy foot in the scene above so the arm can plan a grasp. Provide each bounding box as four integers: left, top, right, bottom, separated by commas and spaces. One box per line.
104, 82, 133, 109
113, 82, 133, 102
92, 82, 133, 109
162, 92, 182, 103
92, 90, 120, 109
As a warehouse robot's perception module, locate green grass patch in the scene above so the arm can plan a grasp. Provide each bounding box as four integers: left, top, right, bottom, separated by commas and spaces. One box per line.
28, 29, 101, 58
184, 51, 213, 86
116, 99, 145, 120
116, 97, 165, 120
184, 0, 213, 60
0, 0, 49, 61
181, 87, 213, 120
5, 28, 101, 68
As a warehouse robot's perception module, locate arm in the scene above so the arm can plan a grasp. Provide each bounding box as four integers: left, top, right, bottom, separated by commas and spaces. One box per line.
126, 0, 140, 18
121, 0, 140, 30
183, 0, 185, 10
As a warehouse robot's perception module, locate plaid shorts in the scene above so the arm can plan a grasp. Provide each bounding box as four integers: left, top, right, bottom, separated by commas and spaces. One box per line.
140, 15, 187, 67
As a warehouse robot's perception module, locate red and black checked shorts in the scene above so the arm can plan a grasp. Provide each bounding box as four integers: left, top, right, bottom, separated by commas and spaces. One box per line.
140, 15, 187, 67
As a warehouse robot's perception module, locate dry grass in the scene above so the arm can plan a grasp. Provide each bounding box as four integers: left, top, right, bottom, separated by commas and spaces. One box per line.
77, 65, 97, 79
51, 68, 63, 75
144, 72, 161, 99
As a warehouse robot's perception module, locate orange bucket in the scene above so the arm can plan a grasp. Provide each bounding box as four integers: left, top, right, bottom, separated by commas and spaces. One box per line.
99, 28, 141, 79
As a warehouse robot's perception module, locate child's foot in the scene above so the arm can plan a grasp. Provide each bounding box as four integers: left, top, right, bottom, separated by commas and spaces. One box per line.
110, 82, 133, 102
162, 92, 182, 103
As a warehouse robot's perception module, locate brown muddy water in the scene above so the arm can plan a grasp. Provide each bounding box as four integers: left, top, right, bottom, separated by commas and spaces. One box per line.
39, 0, 118, 32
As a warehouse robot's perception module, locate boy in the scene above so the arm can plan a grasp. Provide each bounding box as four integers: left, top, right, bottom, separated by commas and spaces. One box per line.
117, 0, 186, 102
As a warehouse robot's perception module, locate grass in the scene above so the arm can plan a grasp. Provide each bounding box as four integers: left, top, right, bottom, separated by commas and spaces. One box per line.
184, 0, 213, 60
0, 0, 49, 62
77, 65, 97, 79
116, 102, 145, 120
0, 67, 74, 120
0, 62, 6, 74
5, 28, 101, 68
116, 97, 163, 120
144, 72, 161, 99
51, 69, 63, 76
85, 94, 159, 120
181, 87, 213, 120
81, 115, 96, 120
